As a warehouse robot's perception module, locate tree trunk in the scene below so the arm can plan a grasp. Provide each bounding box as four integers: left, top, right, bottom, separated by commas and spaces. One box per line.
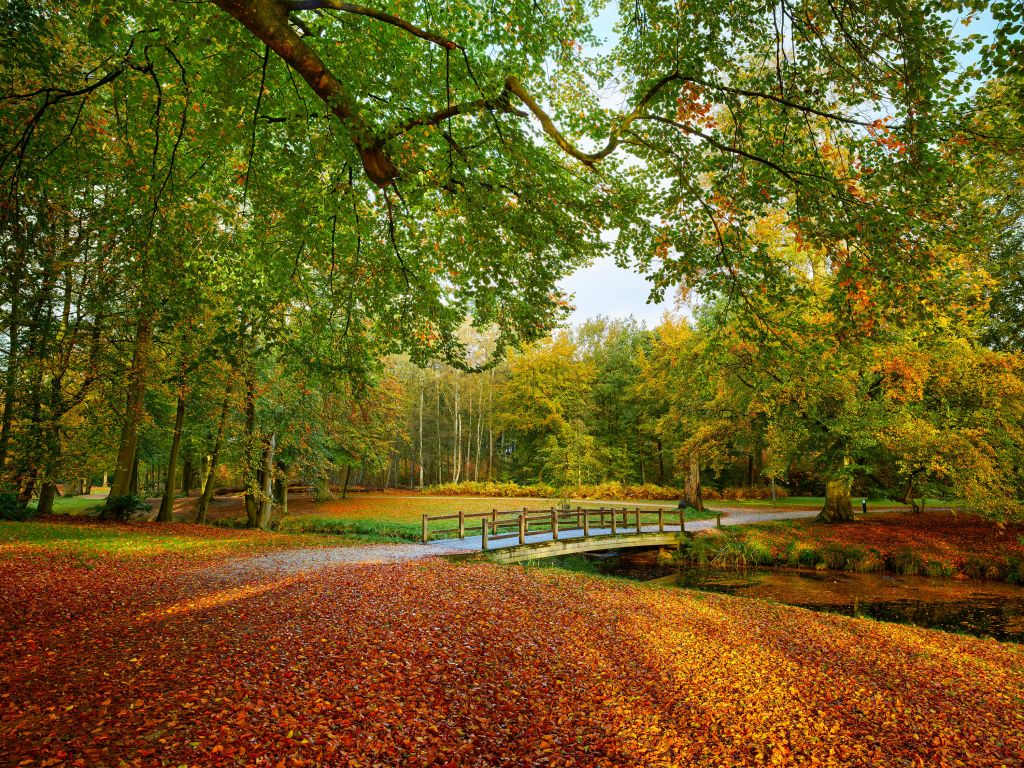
182, 455, 193, 496
128, 450, 139, 497
818, 477, 854, 522
256, 433, 275, 529
243, 370, 260, 527
474, 383, 483, 482
107, 314, 153, 501
37, 482, 57, 515
158, 394, 187, 522
684, 454, 703, 511
0, 252, 25, 475
435, 372, 442, 483
197, 386, 232, 523
417, 379, 424, 488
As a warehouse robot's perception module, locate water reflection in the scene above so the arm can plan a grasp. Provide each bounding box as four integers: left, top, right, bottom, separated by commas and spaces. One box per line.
587, 555, 1024, 643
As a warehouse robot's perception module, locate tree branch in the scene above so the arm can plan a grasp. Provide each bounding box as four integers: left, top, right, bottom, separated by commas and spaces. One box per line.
284, 1, 459, 50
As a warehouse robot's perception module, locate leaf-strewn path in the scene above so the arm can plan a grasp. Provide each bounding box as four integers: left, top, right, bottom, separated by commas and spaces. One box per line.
3, 533, 1023, 768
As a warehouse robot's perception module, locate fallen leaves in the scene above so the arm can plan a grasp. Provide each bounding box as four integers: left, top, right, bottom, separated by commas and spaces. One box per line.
1, 536, 1022, 767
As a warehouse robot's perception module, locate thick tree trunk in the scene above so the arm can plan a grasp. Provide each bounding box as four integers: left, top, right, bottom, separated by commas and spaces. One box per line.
0, 255, 24, 475
37, 482, 57, 515
197, 387, 232, 524
158, 394, 187, 522
107, 314, 153, 501
255, 433, 275, 529
128, 451, 139, 497
818, 477, 854, 522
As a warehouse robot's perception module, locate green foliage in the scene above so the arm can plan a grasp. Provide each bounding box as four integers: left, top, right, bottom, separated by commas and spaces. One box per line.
0, 492, 32, 522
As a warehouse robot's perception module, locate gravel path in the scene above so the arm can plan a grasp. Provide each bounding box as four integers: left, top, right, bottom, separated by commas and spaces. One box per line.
208, 542, 467, 580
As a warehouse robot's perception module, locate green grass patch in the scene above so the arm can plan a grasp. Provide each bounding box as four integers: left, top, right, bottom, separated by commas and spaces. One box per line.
0, 520, 345, 560
28, 496, 105, 515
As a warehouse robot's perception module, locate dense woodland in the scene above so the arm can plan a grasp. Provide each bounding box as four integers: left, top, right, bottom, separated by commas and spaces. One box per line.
1, 0, 1023, 524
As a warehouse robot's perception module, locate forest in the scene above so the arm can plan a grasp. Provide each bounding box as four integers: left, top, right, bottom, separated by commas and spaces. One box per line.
1, 0, 1022, 526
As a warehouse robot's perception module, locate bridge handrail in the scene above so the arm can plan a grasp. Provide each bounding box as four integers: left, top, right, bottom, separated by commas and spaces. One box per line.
421, 505, 688, 549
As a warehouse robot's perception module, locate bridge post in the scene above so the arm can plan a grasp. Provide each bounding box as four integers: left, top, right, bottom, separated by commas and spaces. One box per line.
679, 507, 686, 533
635, 507, 642, 534
610, 507, 617, 535
482, 518, 489, 550
422, 514, 428, 543
519, 510, 526, 545
583, 508, 590, 538
551, 508, 559, 540
658, 508, 664, 533
459, 510, 465, 539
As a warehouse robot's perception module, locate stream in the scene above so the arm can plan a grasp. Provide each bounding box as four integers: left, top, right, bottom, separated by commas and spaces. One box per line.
584, 554, 1024, 642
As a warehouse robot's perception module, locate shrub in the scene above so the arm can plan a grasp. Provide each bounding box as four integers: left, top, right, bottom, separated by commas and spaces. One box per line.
961, 555, 1008, 581
420, 481, 684, 501
101, 495, 151, 522
851, 548, 886, 573
714, 486, 790, 501
925, 560, 954, 578
1006, 557, 1024, 585
0, 492, 33, 521
889, 550, 924, 576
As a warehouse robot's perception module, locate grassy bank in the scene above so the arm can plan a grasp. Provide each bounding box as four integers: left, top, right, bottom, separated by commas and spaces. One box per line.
680, 510, 1024, 583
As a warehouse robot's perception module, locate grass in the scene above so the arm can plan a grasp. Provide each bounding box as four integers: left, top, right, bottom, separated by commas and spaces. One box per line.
26, 496, 105, 514
0, 519, 350, 561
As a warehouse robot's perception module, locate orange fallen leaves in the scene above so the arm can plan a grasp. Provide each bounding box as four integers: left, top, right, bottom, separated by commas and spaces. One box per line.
1, 547, 1022, 767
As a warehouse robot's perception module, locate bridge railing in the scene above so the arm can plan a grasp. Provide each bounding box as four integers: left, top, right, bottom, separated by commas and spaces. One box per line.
421, 506, 687, 550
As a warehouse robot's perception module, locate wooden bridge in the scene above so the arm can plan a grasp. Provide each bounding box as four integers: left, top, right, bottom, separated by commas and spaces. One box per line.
421, 506, 712, 564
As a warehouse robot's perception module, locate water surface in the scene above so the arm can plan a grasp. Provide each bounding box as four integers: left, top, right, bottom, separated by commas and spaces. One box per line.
588, 555, 1024, 642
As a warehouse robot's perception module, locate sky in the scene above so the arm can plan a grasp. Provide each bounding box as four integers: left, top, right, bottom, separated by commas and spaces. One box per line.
559, 255, 667, 328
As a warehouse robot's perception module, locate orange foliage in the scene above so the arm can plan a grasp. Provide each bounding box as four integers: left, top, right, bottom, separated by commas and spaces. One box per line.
1, 535, 1022, 767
